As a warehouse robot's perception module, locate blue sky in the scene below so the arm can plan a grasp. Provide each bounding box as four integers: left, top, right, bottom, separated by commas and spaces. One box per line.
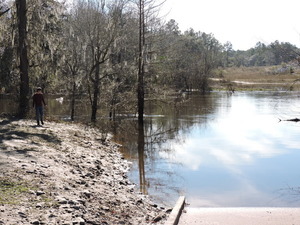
160, 0, 300, 50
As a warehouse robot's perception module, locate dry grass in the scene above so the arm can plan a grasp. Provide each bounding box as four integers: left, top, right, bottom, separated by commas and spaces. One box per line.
211, 65, 300, 91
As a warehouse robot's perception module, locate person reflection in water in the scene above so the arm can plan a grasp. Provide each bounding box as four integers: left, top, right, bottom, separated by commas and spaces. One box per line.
32, 87, 46, 126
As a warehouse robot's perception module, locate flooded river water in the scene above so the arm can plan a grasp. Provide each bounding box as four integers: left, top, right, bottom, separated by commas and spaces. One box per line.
1, 91, 300, 207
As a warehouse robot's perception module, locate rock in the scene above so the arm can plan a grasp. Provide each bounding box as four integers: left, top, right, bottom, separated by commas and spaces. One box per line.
18, 212, 27, 218
72, 217, 85, 224
136, 199, 143, 204
77, 199, 86, 205
29, 190, 36, 195
39, 172, 47, 177
36, 191, 45, 196
71, 205, 81, 210
76, 180, 86, 185
81, 191, 92, 198
152, 214, 164, 223
153, 217, 162, 223
85, 221, 98, 225
119, 181, 126, 185
35, 203, 43, 208
64, 186, 71, 191
56, 197, 68, 204
101, 206, 110, 211
166, 208, 172, 213
68, 200, 79, 205
40, 164, 50, 168
85, 172, 94, 178
26, 170, 37, 174
65, 208, 73, 213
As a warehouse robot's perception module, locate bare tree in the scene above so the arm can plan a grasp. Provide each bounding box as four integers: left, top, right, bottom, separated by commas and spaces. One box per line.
136, 0, 163, 124
72, 0, 126, 122
60, 10, 88, 121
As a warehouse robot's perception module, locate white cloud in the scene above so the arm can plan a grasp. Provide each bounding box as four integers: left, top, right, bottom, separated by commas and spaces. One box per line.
159, 96, 293, 172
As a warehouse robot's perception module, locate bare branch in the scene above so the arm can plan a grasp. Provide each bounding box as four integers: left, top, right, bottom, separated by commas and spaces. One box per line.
0, 7, 10, 17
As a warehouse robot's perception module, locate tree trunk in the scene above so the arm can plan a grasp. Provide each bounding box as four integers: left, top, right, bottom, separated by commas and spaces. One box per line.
109, 97, 116, 120
137, 120, 146, 194
70, 81, 76, 121
91, 63, 100, 122
16, 0, 29, 118
137, 0, 145, 124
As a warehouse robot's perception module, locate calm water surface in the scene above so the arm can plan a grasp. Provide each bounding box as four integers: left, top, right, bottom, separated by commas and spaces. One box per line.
115, 91, 300, 207
1, 91, 300, 207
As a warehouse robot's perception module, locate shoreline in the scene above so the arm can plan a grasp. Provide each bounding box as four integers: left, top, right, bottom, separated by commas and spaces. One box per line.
0, 118, 169, 224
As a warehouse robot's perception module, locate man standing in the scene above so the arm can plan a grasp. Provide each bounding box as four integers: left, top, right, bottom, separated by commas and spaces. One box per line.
32, 87, 46, 126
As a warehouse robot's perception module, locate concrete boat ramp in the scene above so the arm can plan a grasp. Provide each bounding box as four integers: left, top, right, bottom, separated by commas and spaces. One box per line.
178, 207, 300, 225
165, 196, 300, 225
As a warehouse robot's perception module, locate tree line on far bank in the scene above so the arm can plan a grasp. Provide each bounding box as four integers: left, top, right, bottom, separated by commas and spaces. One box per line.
224, 41, 300, 67
0, 0, 299, 122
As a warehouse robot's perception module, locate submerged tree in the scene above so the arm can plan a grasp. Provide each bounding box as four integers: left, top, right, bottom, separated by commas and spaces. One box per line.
61, 22, 84, 121
60, 5, 92, 121
137, 0, 145, 124
71, 0, 127, 122
136, 0, 163, 124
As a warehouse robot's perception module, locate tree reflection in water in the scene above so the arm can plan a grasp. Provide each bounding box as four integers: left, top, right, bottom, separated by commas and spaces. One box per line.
3, 92, 300, 206
110, 94, 218, 206
137, 121, 146, 195
0, 93, 220, 206
111, 117, 184, 205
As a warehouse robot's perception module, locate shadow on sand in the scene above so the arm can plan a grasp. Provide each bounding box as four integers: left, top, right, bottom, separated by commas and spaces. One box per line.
0, 119, 61, 157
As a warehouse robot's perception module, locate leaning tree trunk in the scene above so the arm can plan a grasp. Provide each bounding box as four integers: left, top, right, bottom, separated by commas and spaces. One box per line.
16, 0, 29, 118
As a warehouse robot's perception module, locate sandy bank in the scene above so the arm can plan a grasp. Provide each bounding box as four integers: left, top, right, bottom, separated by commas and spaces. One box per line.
0, 119, 169, 225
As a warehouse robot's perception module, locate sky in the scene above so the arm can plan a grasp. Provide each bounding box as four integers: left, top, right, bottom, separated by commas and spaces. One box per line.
159, 0, 300, 50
